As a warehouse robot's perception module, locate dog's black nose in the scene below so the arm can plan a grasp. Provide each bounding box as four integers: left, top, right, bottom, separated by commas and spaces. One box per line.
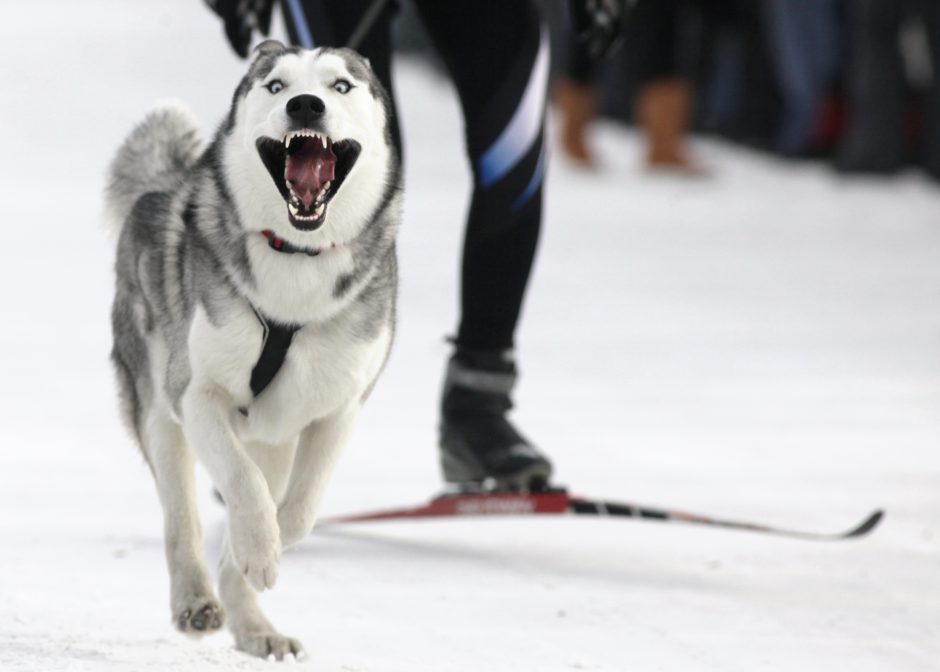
286, 94, 325, 127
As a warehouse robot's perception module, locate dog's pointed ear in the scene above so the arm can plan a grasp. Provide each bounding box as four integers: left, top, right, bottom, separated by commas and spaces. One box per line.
252, 39, 287, 59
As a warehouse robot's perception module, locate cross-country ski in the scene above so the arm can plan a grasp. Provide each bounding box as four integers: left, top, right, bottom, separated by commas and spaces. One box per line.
322, 488, 885, 542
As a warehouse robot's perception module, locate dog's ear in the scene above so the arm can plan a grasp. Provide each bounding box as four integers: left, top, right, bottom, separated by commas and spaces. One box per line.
252, 39, 287, 59
334, 47, 373, 75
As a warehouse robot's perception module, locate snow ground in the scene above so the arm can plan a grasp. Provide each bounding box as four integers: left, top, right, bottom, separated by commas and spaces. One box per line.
1, 2, 939, 670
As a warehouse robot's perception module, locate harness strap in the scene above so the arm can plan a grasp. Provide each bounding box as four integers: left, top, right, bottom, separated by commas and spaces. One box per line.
249, 308, 301, 398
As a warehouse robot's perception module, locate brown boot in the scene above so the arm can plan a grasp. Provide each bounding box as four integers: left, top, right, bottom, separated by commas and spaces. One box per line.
554, 78, 598, 167
635, 79, 703, 173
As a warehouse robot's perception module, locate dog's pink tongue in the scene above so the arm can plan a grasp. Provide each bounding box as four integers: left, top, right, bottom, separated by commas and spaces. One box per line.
285, 137, 336, 209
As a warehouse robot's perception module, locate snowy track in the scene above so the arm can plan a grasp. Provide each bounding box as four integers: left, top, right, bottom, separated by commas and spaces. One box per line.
1, 2, 938, 670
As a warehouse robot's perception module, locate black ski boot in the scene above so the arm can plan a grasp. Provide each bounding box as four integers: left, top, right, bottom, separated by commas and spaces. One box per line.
439, 346, 553, 491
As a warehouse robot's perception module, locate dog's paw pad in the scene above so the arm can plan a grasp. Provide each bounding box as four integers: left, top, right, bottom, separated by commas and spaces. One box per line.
175, 598, 225, 635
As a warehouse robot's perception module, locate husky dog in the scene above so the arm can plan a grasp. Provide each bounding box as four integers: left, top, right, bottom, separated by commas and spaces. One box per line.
106, 41, 400, 660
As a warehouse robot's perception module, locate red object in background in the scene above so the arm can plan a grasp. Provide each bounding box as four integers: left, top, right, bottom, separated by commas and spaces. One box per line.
811, 92, 847, 153
813, 90, 927, 157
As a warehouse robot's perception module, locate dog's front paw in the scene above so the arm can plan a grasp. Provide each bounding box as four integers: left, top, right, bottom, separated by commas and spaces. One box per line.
236, 629, 306, 662
174, 595, 225, 636
229, 506, 282, 591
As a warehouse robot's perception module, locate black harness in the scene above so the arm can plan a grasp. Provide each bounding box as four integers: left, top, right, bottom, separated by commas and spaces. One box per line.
249, 308, 301, 398
244, 230, 318, 402
183, 194, 316, 411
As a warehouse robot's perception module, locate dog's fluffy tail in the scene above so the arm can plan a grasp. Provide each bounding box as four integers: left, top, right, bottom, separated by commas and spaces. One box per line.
104, 101, 203, 237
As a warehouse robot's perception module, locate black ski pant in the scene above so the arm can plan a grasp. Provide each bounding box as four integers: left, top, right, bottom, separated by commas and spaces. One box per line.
279, 0, 547, 351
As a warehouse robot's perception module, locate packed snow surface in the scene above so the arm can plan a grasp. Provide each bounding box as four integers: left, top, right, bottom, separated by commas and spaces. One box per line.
1, 2, 938, 670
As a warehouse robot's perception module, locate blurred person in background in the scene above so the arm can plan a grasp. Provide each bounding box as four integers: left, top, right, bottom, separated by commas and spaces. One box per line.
761, 0, 842, 157
205, 0, 626, 491
838, 0, 940, 177
553, 0, 940, 180
554, 25, 600, 166
555, 0, 732, 173
629, 0, 701, 172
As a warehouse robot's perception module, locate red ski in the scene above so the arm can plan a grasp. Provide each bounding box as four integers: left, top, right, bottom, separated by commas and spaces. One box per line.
319, 488, 883, 542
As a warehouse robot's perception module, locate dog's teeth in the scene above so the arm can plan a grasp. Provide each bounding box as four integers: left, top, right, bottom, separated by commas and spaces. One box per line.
288, 201, 300, 216
315, 204, 325, 217
324, 180, 332, 191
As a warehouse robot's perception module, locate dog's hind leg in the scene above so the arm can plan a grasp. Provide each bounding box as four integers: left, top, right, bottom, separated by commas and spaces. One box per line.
143, 411, 224, 636
218, 531, 304, 661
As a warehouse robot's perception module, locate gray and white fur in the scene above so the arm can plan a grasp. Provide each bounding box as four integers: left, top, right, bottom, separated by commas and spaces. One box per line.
107, 41, 401, 660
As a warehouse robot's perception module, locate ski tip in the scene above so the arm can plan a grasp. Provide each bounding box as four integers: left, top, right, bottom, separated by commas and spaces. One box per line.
845, 509, 884, 539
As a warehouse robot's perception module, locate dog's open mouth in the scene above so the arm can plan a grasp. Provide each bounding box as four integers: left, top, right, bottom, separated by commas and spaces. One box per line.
256, 131, 361, 231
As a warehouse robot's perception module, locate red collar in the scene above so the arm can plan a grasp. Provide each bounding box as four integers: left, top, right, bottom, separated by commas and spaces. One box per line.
261, 230, 322, 257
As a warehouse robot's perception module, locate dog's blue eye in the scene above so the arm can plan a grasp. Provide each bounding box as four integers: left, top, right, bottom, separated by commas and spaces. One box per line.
333, 79, 353, 94
265, 79, 285, 94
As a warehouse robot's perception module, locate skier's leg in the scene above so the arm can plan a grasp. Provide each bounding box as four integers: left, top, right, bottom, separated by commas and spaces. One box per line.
415, 0, 545, 351
414, 0, 552, 490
